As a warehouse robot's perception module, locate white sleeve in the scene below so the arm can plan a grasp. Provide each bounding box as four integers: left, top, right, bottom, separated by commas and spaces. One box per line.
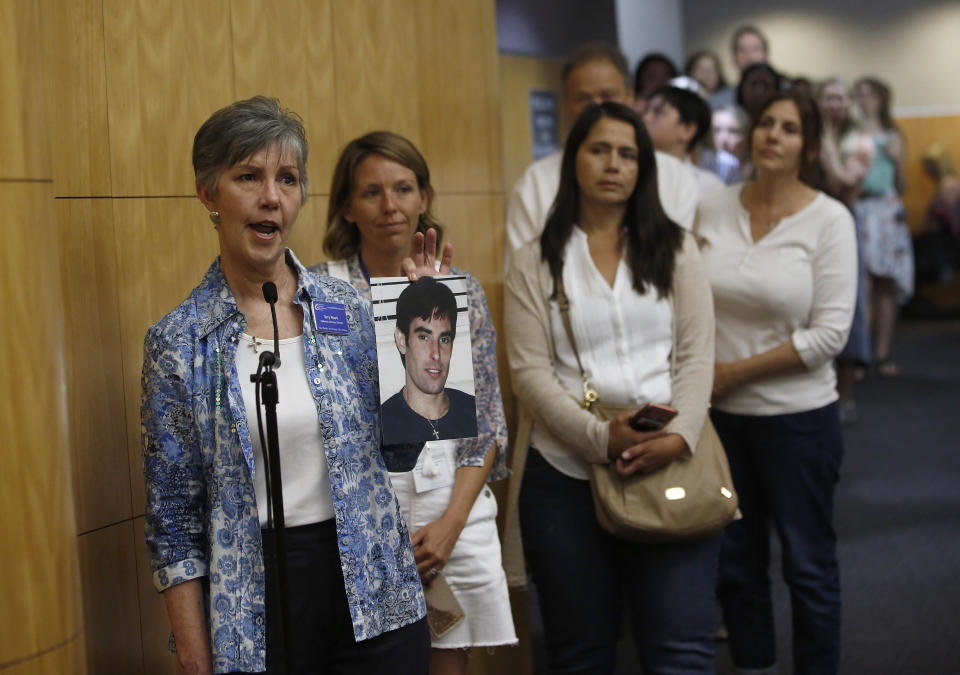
505, 169, 543, 274
791, 207, 858, 369
654, 151, 700, 231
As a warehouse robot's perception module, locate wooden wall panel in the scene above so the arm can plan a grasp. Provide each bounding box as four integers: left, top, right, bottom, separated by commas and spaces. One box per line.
4, 636, 85, 675
57, 199, 132, 533
416, 0, 502, 194
133, 517, 180, 675
112, 198, 221, 513
430, 194, 514, 443
432, 195, 504, 294
76, 522, 143, 674
897, 115, 960, 232
0, 183, 84, 670
286, 196, 330, 267
231, 0, 338, 197
331, 0, 423, 149
0, 0, 49, 180
498, 54, 565, 200
44, 0, 112, 196
103, 0, 234, 196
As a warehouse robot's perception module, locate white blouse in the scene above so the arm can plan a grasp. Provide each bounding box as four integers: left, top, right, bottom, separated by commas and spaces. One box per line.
695, 185, 857, 416
236, 333, 335, 527
530, 227, 673, 479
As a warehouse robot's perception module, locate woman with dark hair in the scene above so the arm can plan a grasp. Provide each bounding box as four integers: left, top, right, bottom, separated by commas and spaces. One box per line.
695, 90, 857, 675
142, 98, 440, 674
312, 131, 516, 675
632, 51, 679, 113
854, 76, 914, 376
736, 62, 783, 122
685, 49, 727, 97
505, 101, 718, 673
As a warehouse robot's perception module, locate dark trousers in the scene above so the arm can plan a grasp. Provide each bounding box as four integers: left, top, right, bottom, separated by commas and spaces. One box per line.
519, 448, 721, 675
237, 520, 430, 675
712, 404, 843, 675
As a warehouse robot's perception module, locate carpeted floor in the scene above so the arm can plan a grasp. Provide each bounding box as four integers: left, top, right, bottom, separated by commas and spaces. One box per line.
527, 320, 960, 674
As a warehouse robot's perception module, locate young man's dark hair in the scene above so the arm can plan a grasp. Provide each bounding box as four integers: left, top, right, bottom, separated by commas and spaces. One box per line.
651, 85, 712, 154
395, 277, 458, 365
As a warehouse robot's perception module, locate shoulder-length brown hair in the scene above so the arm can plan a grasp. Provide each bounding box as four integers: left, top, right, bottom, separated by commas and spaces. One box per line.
324, 131, 444, 260
750, 89, 823, 188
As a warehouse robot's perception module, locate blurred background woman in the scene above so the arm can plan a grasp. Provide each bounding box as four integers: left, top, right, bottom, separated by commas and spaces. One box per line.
854, 76, 915, 377
695, 90, 857, 675
708, 104, 752, 184
314, 131, 516, 675
142, 98, 433, 675
817, 77, 876, 422
684, 49, 727, 99
506, 102, 718, 673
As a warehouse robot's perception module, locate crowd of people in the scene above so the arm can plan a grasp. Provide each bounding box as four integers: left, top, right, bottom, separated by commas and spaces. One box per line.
140, 22, 921, 675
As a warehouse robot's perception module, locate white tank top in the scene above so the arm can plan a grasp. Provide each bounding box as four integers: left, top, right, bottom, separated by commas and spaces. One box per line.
235, 333, 334, 527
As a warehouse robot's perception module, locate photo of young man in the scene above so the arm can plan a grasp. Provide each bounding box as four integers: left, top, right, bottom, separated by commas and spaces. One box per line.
379, 276, 478, 444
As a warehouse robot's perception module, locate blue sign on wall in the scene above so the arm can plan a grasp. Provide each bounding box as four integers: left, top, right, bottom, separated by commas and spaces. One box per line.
529, 89, 560, 161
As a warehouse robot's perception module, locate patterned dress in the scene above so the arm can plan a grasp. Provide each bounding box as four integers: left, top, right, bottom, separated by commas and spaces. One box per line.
141, 250, 426, 673
856, 131, 915, 304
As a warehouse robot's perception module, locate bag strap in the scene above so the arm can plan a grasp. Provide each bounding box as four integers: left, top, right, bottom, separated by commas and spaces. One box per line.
555, 273, 598, 410
325, 259, 351, 282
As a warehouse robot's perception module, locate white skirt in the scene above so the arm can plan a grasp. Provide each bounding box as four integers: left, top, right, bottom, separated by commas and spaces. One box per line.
390, 441, 518, 649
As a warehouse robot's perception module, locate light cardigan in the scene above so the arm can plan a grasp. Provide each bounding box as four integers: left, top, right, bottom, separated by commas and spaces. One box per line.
695, 185, 857, 416
505, 231, 715, 467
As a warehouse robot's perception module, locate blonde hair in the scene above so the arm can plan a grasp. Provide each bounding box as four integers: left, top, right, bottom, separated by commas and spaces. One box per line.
324, 131, 443, 259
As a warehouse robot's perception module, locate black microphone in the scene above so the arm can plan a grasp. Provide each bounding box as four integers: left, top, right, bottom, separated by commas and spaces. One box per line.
261, 282, 281, 369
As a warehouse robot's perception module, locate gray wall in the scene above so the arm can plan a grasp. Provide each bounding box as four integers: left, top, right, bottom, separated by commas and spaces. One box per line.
496, 0, 618, 57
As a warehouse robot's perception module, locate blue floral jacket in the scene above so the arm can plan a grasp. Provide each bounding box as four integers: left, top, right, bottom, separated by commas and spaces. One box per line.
141, 250, 426, 673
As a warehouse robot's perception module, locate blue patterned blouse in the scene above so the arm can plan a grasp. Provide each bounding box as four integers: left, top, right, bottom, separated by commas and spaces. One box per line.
311, 255, 509, 479
141, 250, 426, 674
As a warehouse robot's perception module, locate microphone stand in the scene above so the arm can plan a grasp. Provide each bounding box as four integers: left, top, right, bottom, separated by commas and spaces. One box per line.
251, 281, 290, 674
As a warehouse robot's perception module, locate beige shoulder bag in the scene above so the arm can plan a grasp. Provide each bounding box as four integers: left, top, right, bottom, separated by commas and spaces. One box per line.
555, 274, 737, 542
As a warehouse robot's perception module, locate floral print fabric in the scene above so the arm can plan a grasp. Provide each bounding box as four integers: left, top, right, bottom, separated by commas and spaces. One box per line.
141, 250, 425, 674
855, 192, 915, 304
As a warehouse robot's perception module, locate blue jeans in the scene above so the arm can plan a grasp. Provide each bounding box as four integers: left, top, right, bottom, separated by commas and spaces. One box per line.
519, 448, 720, 675
712, 404, 843, 675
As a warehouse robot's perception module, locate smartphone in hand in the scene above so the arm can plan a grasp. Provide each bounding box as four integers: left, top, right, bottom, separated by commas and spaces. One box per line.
629, 403, 678, 432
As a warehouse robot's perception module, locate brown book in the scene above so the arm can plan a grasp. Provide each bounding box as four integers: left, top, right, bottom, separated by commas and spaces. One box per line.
425, 574, 465, 639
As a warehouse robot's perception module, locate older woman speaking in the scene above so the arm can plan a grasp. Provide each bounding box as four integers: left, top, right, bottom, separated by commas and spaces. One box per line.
141, 97, 439, 674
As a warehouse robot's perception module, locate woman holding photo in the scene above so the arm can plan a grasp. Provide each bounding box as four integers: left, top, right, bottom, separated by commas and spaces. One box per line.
313, 131, 516, 674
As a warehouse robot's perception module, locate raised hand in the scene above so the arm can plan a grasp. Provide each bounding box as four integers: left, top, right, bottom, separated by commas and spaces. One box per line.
401, 227, 454, 281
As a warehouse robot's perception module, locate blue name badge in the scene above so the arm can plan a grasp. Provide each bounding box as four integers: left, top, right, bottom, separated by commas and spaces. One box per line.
313, 301, 349, 334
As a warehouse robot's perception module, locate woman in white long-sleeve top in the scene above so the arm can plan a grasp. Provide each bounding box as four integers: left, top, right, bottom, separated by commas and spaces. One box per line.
695, 90, 857, 675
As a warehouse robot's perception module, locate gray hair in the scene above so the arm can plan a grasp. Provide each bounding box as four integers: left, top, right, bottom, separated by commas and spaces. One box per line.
192, 96, 308, 204
562, 42, 631, 92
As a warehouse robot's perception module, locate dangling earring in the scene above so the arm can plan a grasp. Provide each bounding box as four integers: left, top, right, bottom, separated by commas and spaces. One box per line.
209, 211, 220, 225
